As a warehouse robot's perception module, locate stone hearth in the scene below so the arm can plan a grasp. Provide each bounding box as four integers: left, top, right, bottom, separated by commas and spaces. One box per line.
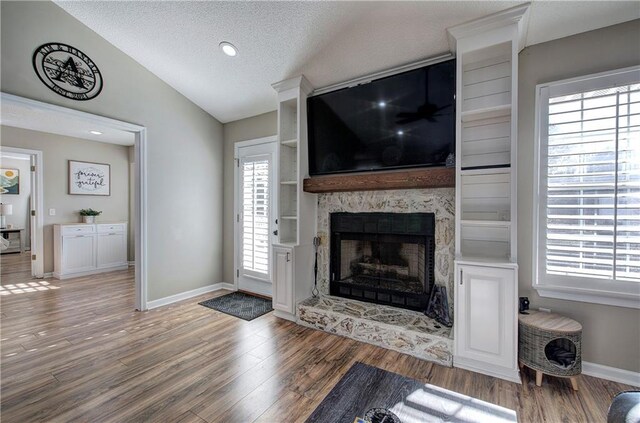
297, 295, 453, 366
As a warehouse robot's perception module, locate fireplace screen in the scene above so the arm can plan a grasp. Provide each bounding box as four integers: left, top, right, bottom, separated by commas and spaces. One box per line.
330, 213, 435, 311
340, 239, 426, 293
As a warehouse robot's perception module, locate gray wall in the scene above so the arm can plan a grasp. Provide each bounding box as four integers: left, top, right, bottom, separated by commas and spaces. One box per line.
1, 1, 224, 301
0, 153, 32, 248
222, 111, 277, 284
518, 19, 640, 372
1, 126, 132, 270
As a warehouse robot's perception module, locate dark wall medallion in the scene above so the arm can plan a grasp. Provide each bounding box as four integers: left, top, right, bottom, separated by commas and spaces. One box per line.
32, 43, 103, 101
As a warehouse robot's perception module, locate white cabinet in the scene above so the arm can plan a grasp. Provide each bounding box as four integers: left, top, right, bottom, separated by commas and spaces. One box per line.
62, 233, 96, 273
271, 242, 313, 321
454, 261, 519, 382
97, 232, 127, 268
273, 245, 294, 314
54, 222, 128, 279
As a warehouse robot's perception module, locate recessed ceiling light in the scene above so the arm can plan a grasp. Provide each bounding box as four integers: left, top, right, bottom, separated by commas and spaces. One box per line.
89, 130, 103, 135
378, 101, 386, 108
219, 41, 238, 57
397, 130, 404, 136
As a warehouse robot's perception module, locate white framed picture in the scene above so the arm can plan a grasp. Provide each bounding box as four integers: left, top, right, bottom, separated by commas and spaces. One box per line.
69, 160, 110, 196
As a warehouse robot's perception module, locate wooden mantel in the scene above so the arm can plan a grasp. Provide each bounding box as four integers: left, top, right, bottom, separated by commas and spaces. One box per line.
303, 167, 455, 193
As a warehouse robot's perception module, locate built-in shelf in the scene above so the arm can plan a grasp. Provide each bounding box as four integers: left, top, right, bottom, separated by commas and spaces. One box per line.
460, 219, 511, 228
303, 167, 455, 193
278, 238, 297, 245
280, 215, 298, 220
461, 104, 511, 122
281, 138, 298, 147
461, 164, 510, 171
280, 180, 297, 185
460, 167, 511, 176
455, 255, 517, 266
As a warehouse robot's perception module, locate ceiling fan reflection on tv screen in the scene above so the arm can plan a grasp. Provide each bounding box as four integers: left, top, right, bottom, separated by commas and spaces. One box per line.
307, 58, 456, 176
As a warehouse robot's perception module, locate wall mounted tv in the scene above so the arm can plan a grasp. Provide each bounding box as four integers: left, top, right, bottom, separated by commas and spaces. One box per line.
308, 59, 455, 176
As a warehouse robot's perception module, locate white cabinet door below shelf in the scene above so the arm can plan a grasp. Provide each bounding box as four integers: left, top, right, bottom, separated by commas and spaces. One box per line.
273, 246, 294, 314
97, 232, 127, 268
456, 264, 516, 369
62, 235, 96, 273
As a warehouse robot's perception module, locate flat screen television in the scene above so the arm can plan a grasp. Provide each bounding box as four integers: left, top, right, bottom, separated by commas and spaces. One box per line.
307, 59, 455, 176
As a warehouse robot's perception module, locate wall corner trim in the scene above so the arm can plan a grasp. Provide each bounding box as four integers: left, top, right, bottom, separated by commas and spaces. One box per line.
582, 361, 640, 387
147, 282, 236, 310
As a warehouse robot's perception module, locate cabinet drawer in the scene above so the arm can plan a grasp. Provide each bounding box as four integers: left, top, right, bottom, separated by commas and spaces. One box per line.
97, 224, 126, 233
61, 225, 95, 235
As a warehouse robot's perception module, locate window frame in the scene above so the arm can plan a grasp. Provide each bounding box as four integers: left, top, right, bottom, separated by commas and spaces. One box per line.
532, 65, 640, 309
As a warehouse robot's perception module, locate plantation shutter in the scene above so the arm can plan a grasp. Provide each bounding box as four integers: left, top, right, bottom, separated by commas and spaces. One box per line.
242, 157, 270, 275
542, 79, 640, 283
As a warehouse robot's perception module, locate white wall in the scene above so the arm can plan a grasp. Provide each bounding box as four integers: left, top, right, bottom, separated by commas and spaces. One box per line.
0, 153, 31, 248
518, 19, 640, 373
1, 1, 224, 301
1, 126, 131, 272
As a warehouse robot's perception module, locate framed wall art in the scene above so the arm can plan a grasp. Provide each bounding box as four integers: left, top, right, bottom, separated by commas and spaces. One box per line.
69, 160, 110, 196
0, 168, 20, 195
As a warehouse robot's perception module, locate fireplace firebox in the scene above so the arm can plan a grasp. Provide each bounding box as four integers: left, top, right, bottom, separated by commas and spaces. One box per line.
330, 212, 435, 311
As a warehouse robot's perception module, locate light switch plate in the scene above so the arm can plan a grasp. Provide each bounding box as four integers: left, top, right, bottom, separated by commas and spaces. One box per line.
49, 208, 56, 216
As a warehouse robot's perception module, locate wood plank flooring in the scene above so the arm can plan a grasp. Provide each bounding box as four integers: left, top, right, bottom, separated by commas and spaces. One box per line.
1, 252, 633, 422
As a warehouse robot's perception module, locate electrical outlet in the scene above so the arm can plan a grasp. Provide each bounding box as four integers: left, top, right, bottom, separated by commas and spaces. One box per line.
538, 307, 551, 313
49, 208, 56, 216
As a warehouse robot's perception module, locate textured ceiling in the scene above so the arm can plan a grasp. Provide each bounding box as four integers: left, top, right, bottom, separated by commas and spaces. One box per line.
55, 1, 640, 123
1, 102, 135, 146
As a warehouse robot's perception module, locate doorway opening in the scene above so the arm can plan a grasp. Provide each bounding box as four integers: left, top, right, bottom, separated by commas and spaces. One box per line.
0, 93, 148, 310
0, 147, 43, 278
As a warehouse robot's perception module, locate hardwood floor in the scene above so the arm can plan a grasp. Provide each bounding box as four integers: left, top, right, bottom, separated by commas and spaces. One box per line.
1, 252, 633, 422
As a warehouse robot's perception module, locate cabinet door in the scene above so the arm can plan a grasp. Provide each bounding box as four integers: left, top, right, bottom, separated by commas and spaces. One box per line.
97, 233, 127, 268
456, 264, 516, 368
62, 235, 96, 273
273, 247, 293, 313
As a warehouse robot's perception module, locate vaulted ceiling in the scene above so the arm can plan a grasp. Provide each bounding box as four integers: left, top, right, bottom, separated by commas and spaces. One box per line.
55, 1, 640, 123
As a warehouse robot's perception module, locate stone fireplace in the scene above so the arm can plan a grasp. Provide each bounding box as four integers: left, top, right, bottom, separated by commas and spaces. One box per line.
330, 212, 435, 311
316, 188, 455, 317
296, 188, 455, 366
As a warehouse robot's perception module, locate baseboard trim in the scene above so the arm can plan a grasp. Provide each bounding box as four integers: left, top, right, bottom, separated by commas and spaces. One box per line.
454, 356, 521, 384
583, 361, 640, 387
218, 282, 235, 291
147, 282, 236, 309
273, 309, 296, 322
43, 272, 53, 278
53, 265, 129, 280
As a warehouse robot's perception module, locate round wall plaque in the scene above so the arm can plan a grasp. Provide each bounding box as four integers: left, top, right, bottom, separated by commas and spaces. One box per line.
32, 42, 103, 101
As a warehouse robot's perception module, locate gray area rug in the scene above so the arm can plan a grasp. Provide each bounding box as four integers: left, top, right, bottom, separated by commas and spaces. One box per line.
306, 362, 517, 423
199, 291, 272, 321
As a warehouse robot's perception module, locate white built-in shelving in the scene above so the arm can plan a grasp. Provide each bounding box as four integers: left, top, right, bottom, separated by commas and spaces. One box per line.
271, 76, 317, 321
448, 3, 530, 384
456, 37, 518, 261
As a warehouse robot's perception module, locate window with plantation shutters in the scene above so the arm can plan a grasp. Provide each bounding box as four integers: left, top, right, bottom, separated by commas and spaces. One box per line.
534, 67, 640, 308
241, 157, 270, 276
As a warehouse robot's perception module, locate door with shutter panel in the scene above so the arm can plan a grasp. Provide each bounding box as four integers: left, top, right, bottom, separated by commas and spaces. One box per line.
236, 141, 277, 297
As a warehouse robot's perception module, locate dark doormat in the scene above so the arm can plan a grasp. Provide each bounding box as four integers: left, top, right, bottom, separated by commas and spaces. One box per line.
306, 362, 517, 423
198, 291, 273, 321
